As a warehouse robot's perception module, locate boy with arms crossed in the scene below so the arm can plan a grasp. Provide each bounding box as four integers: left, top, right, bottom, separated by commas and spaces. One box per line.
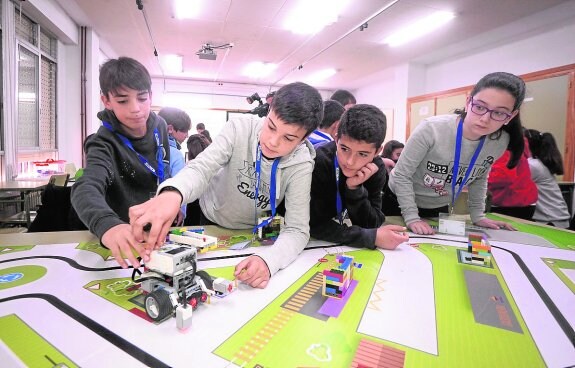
130, 82, 323, 289
71, 57, 171, 269
310, 104, 409, 249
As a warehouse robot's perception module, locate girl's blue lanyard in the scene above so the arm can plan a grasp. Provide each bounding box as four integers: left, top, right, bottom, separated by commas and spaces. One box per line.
102, 121, 165, 184
451, 118, 485, 213
252, 144, 280, 234
334, 154, 344, 225
313, 130, 332, 141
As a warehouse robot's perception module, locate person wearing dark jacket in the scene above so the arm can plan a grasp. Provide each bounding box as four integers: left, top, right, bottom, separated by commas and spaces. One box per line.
310, 104, 408, 249
71, 57, 171, 269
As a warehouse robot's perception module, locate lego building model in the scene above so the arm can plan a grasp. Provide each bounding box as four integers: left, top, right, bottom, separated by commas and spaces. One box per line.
136, 230, 234, 329
461, 233, 492, 267
322, 254, 355, 299
257, 213, 284, 242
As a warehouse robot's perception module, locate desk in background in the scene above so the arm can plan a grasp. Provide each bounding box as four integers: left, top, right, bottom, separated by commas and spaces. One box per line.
0, 222, 574, 367
559, 181, 575, 216
0, 180, 48, 228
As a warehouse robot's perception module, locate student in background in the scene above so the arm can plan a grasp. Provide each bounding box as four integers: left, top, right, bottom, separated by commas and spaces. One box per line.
487, 137, 538, 220
186, 133, 211, 161
129, 82, 324, 289
308, 100, 345, 147
310, 104, 409, 250
158, 107, 191, 225
389, 72, 526, 234
183, 133, 211, 226
381, 140, 404, 167
196, 122, 212, 143
71, 57, 171, 268
330, 89, 356, 110
380, 140, 405, 216
525, 129, 571, 228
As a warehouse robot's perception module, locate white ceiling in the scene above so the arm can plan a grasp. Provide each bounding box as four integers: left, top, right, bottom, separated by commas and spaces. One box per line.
54, 0, 573, 90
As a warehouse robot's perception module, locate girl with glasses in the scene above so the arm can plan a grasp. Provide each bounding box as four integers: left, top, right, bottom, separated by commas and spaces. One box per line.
389, 72, 526, 235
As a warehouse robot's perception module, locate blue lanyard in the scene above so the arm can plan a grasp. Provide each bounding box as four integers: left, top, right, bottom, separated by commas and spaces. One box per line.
103, 121, 165, 184
451, 118, 485, 211
312, 130, 332, 141
334, 154, 344, 225
252, 144, 280, 234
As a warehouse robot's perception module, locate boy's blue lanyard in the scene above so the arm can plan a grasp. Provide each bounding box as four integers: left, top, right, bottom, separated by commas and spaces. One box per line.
313, 130, 332, 141
334, 154, 344, 225
252, 144, 280, 234
102, 121, 165, 184
451, 118, 485, 213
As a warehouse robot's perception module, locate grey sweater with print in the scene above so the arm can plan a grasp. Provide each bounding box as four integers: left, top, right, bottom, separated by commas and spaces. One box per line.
389, 114, 508, 225
158, 116, 315, 276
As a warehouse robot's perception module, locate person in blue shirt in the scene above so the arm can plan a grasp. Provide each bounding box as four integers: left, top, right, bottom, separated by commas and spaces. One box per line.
158, 107, 191, 224
308, 100, 345, 147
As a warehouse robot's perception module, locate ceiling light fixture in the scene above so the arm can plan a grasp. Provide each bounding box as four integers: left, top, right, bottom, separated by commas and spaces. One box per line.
284, 0, 350, 35
243, 62, 277, 79
383, 11, 455, 47
306, 68, 337, 84
174, 0, 200, 19
160, 54, 183, 74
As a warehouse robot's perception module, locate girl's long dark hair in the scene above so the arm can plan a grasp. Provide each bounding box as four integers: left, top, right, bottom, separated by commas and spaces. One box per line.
525, 129, 564, 175
455, 72, 526, 169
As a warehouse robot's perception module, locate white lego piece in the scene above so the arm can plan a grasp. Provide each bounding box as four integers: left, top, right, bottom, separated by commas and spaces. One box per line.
176, 305, 193, 330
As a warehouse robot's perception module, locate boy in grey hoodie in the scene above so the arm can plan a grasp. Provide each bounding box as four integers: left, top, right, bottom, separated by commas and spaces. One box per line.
129, 82, 323, 288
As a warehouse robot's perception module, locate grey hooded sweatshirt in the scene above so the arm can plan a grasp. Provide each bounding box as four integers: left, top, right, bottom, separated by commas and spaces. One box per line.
158, 116, 315, 276
389, 114, 508, 225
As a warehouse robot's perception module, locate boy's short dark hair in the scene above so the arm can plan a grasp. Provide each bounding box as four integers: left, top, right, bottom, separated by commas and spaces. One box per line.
187, 134, 210, 160
320, 100, 345, 129
330, 89, 356, 106
158, 107, 191, 132
99, 57, 151, 98
196, 123, 205, 130
270, 82, 323, 135
337, 104, 387, 149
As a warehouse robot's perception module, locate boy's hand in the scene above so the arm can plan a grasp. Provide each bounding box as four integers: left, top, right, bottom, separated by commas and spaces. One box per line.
346, 162, 378, 189
407, 220, 435, 235
375, 225, 409, 250
234, 256, 271, 289
475, 218, 516, 231
129, 191, 182, 249
101, 224, 145, 269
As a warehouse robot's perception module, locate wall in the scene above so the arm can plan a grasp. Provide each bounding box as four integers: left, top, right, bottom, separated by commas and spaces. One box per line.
424, 21, 575, 93
355, 5, 575, 145
152, 78, 333, 140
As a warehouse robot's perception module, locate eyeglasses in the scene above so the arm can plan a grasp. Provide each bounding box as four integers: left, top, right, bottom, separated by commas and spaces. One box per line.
469, 99, 513, 122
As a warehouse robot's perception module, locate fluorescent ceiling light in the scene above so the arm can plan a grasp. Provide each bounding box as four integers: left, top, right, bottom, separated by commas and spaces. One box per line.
243, 62, 277, 79
174, 0, 200, 19
284, 0, 349, 35
306, 68, 337, 84
161, 54, 183, 74
383, 11, 455, 47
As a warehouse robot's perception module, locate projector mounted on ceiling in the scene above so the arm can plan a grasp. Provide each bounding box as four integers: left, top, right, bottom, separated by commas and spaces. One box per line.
196, 43, 234, 61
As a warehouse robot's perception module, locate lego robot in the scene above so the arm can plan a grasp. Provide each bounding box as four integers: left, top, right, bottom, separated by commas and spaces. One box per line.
136, 243, 234, 329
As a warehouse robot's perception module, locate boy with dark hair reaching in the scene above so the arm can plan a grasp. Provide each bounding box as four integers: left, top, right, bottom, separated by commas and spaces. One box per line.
308, 100, 345, 147
310, 104, 409, 249
130, 82, 324, 289
71, 57, 171, 269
